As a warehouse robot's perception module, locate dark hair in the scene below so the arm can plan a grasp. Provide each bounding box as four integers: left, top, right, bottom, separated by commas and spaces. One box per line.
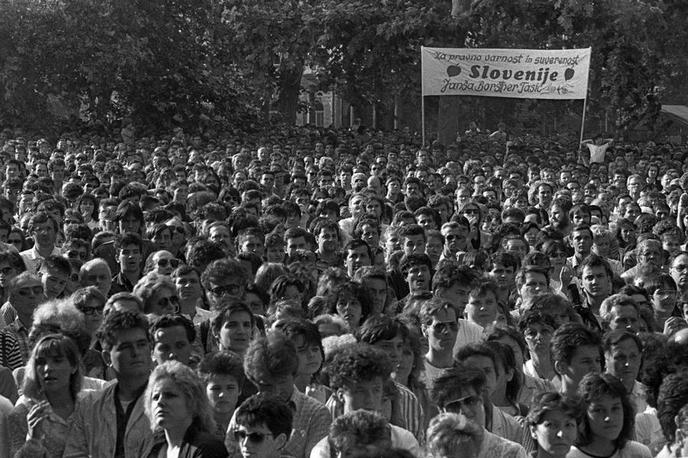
149, 314, 196, 343
328, 410, 391, 456
526, 392, 583, 428
484, 341, 521, 405
197, 351, 246, 387
211, 302, 255, 336
429, 363, 486, 409
550, 323, 602, 370
115, 232, 143, 253
657, 373, 688, 443
399, 253, 433, 276
356, 315, 409, 345
201, 258, 248, 291
243, 331, 299, 382
96, 310, 149, 351
39, 254, 71, 276
576, 373, 635, 449
602, 329, 642, 355
273, 318, 324, 378
324, 343, 391, 389
327, 281, 371, 325
234, 393, 293, 439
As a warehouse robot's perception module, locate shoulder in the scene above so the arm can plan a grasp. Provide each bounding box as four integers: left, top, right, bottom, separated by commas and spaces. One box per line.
620, 440, 652, 457
186, 431, 228, 458
480, 431, 526, 457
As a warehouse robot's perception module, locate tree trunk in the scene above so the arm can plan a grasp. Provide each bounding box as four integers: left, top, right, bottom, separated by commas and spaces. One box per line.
276, 60, 305, 125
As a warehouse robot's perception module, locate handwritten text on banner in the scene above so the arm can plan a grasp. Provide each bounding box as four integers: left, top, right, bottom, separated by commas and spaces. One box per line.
421, 47, 591, 100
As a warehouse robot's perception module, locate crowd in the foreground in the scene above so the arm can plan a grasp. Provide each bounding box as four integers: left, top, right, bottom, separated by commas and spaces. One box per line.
0, 123, 687, 457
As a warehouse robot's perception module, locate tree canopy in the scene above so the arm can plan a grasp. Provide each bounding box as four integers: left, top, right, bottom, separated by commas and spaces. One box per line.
0, 0, 686, 134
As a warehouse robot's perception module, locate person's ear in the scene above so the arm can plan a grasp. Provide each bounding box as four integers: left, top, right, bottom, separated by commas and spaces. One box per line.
529, 424, 537, 440
421, 324, 428, 338
101, 349, 112, 367
554, 360, 566, 377
335, 388, 346, 405
274, 432, 288, 450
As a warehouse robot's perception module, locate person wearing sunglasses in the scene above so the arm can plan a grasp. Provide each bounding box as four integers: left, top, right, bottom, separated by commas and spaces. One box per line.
232, 394, 293, 458
226, 331, 330, 458
133, 273, 180, 318
144, 361, 228, 457
421, 300, 459, 387
201, 259, 248, 312
430, 363, 527, 457
143, 250, 181, 277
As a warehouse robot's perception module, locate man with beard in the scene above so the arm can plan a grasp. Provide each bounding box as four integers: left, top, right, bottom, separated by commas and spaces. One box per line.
621, 238, 666, 282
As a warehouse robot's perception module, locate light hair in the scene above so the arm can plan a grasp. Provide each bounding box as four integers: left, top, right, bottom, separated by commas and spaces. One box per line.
144, 361, 216, 434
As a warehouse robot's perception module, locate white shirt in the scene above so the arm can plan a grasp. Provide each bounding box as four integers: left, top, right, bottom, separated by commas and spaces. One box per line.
20, 245, 61, 274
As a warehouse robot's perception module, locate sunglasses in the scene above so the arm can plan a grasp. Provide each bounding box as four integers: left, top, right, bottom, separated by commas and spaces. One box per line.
157, 258, 180, 269
233, 430, 272, 444
208, 284, 242, 297
444, 394, 482, 412
80, 306, 104, 316
157, 296, 179, 307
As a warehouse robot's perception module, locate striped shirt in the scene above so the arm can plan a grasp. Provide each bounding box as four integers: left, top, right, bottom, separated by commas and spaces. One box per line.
325, 381, 425, 443
0, 329, 23, 370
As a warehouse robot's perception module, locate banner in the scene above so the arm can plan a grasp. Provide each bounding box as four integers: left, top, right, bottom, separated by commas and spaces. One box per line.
421, 47, 591, 100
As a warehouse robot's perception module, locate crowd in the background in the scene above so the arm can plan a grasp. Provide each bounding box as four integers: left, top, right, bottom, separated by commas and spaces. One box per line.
0, 122, 687, 457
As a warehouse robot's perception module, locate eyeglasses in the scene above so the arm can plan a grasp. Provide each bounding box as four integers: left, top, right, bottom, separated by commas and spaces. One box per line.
655, 289, 677, 298
157, 296, 179, 307
462, 209, 479, 215
17, 286, 44, 296
234, 430, 273, 444
432, 321, 458, 333
80, 306, 104, 316
208, 284, 242, 297
444, 394, 482, 412
157, 258, 180, 269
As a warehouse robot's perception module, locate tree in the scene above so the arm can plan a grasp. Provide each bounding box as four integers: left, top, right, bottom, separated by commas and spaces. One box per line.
0, 0, 254, 133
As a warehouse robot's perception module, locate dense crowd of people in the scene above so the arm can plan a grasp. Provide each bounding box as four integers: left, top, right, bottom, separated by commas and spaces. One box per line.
0, 122, 686, 457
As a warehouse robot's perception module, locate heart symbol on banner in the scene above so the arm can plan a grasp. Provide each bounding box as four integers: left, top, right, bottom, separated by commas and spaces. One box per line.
564, 68, 575, 81
446, 65, 461, 77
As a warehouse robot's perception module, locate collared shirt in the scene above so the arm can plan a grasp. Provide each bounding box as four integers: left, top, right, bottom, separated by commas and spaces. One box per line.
226, 387, 330, 458
325, 381, 425, 443
20, 245, 61, 275
490, 405, 534, 452
0, 301, 16, 328
63, 381, 154, 458
109, 272, 136, 295
6, 317, 29, 364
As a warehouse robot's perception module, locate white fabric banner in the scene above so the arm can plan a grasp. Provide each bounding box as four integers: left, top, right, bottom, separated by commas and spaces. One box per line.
421, 47, 591, 99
